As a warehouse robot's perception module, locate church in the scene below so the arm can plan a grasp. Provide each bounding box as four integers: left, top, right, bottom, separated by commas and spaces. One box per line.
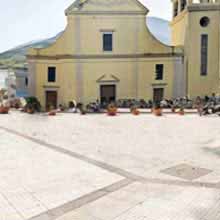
27, 0, 220, 109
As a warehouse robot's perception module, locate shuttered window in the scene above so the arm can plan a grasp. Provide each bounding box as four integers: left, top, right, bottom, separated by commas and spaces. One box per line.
155, 64, 164, 80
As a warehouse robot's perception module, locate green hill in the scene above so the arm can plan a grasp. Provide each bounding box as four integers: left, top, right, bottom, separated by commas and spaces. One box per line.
0, 32, 63, 69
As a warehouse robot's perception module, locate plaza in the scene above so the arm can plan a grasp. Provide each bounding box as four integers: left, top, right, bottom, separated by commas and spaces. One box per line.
0, 111, 220, 219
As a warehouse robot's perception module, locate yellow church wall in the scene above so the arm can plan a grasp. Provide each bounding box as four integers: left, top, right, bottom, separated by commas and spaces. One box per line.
29, 17, 76, 56
137, 58, 176, 99
27, 0, 184, 109
29, 14, 177, 57
81, 60, 136, 104
170, 10, 188, 46
170, 2, 220, 98
31, 57, 177, 109
186, 10, 220, 97
34, 61, 77, 108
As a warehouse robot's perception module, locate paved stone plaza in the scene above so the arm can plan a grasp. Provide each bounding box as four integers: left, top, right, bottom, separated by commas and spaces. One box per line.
0, 111, 220, 220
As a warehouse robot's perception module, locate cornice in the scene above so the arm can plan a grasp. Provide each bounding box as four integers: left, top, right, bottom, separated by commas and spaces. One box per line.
65, 11, 148, 16
151, 83, 168, 87
27, 53, 183, 61
43, 85, 60, 89
188, 4, 220, 12
170, 4, 220, 25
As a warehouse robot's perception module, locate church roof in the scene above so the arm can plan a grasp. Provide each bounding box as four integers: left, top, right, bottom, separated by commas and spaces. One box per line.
65, 0, 149, 15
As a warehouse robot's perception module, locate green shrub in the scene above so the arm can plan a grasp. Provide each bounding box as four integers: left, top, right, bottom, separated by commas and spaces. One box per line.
25, 97, 41, 112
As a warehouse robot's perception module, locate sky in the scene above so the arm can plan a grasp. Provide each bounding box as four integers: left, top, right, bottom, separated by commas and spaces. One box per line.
0, 0, 172, 53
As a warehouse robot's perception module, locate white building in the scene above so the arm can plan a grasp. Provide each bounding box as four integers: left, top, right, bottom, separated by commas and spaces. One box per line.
0, 69, 9, 90
14, 67, 29, 97
0, 68, 29, 99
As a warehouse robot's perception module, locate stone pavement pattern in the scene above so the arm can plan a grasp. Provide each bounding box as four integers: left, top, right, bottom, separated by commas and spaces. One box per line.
0, 112, 220, 219
0, 129, 123, 219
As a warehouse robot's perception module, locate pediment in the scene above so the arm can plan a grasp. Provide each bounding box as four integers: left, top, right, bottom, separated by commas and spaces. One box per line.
96, 74, 120, 83
65, 0, 148, 15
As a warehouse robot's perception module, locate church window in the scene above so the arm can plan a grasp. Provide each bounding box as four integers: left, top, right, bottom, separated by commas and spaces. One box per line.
155, 64, 164, 80
103, 33, 113, 51
48, 67, 56, 82
200, 17, 210, 27
201, 34, 208, 76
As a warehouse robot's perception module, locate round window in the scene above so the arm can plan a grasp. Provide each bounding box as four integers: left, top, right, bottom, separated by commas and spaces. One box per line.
200, 17, 210, 27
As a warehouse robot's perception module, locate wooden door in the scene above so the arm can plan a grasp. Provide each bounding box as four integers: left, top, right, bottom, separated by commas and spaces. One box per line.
46, 91, 57, 111
100, 85, 116, 105
153, 88, 164, 103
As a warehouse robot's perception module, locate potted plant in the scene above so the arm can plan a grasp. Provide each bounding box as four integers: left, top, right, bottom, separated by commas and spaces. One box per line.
25, 97, 41, 114
178, 107, 185, 115
171, 106, 176, 113
48, 110, 56, 116
26, 103, 35, 114
153, 103, 162, 116
0, 105, 9, 114
107, 103, 117, 116
130, 106, 140, 115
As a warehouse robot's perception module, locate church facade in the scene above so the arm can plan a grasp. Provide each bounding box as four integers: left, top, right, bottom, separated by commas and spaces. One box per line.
27, 0, 219, 109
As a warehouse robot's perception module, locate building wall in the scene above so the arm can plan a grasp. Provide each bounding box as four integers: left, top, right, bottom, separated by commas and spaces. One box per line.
0, 69, 8, 89
170, 10, 188, 46
32, 56, 182, 108
34, 61, 77, 108
27, 0, 183, 109
170, 2, 220, 98
187, 9, 220, 97
14, 68, 29, 97
29, 15, 176, 56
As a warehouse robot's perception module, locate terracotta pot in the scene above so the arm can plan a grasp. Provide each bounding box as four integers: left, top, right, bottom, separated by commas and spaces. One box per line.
48, 110, 56, 116
0, 106, 9, 114
107, 107, 117, 116
153, 108, 163, 116
132, 109, 140, 115
27, 108, 34, 114
171, 107, 176, 113
179, 110, 185, 115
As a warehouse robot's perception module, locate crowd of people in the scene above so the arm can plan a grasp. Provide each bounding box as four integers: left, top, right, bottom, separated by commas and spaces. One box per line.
83, 94, 220, 115
1, 93, 220, 116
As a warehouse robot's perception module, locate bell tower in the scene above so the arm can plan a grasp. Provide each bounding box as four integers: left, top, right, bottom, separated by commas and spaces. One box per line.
170, 0, 190, 46
170, 0, 220, 97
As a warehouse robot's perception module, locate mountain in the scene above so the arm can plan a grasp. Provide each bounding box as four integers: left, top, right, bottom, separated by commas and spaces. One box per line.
0, 32, 63, 68
0, 17, 171, 69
